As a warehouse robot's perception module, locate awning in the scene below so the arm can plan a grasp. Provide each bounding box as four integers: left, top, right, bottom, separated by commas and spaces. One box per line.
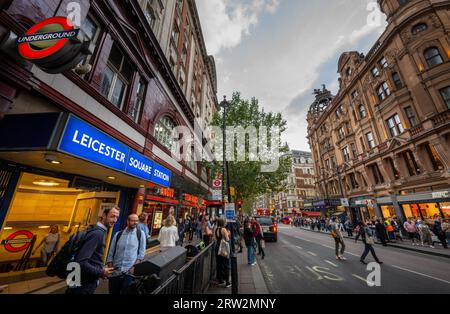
302, 211, 322, 217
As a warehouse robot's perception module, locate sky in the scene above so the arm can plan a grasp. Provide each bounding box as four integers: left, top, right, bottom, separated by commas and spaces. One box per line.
196, 0, 388, 152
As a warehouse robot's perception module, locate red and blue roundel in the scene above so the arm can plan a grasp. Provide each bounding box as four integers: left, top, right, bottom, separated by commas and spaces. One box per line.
17, 17, 79, 60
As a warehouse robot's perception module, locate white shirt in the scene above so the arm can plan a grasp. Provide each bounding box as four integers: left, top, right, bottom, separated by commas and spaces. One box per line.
158, 226, 179, 248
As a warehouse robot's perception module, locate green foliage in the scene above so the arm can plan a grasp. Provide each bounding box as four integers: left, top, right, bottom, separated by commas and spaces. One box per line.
204, 92, 292, 204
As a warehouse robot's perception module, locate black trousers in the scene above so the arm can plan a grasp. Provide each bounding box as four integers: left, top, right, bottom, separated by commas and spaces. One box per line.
437, 233, 448, 249
216, 255, 230, 284
361, 244, 380, 262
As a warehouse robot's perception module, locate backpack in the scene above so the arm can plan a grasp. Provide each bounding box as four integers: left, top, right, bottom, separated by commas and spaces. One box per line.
46, 226, 97, 279
112, 228, 143, 259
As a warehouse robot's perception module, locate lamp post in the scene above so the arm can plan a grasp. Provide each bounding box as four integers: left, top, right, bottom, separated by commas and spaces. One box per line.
220, 96, 238, 295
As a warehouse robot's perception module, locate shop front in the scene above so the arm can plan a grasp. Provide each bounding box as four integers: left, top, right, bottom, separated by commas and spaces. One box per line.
0, 113, 171, 276
398, 190, 450, 222
349, 197, 378, 223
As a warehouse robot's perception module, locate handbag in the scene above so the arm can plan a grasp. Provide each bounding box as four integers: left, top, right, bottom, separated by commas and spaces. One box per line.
218, 239, 230, 258
366, 236, 375, 245
261, 239, 266, 249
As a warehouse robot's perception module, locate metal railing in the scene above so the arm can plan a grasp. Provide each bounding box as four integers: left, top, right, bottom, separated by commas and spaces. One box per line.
152, 242, 217, 294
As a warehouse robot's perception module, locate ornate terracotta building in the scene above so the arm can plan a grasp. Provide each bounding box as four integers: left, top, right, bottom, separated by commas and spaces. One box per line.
307, 0, 450, 223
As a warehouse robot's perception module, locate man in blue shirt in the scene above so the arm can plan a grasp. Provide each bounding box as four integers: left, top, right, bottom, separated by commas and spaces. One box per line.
107, 214, 146, 294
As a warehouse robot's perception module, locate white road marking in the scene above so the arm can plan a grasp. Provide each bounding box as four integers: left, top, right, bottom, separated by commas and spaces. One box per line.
391, 265, 450, 285
321, 244, 334, 249
295, 246, 303, 250
307, 251, 317, 256
352, 274, 369, 284
345, 252, 360, 257
325, 260, 338, 267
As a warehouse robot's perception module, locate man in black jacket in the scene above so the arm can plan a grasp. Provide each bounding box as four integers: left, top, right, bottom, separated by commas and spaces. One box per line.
66, 207, 120, 294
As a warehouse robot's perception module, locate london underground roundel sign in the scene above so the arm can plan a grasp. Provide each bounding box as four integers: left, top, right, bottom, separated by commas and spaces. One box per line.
1, 230, 34, 253
17, 17, 79, 60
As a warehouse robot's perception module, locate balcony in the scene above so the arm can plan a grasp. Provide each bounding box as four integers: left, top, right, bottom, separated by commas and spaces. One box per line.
410, 123, 425, 137
432, 110, 450, 128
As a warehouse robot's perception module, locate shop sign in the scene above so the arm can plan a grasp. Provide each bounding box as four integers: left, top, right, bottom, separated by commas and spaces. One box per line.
355, 199, 374, 206
432, 191, 449, 199
58, 115, 171, 187
340, 198, 349, 207
304, 202, 313, 208
225, 203, 236, 222
212, 190, 222, 201
1, 230, 34, 253
212, 179, 222, 189
183, 194, 199, 204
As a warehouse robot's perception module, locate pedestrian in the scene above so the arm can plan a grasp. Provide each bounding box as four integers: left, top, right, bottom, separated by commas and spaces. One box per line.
184, 216, 192, 242
432, 215, 448, 249
215, 218, 231, 288
355, 221, 383, 265
106, 214, 146, 294
137, 213, 150, 245
202, 214, 213, 245
158, 216, 179, 251
33, 225, 60, 267
66, 207, 119, 294
344, 219, 353, 237
196, 216, 203, 240
330, 218, 346, 260
417, 220, 434, 248
252, 218, 265, 260
177, 218, 185, 246
403, 218, 419, 246
375, 219, 388, 246
243, 220, 257, 266
391, 217, 403, 242
384, 219, 394, 241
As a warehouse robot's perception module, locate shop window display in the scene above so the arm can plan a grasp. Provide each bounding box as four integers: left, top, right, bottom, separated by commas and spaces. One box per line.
440, 203, 450, 219
419, 203, 440, 219
402, 204, 421, 219
381, 205, 396, 218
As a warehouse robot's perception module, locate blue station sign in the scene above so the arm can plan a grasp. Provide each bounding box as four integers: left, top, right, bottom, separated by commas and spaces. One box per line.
58, 115, 171, 187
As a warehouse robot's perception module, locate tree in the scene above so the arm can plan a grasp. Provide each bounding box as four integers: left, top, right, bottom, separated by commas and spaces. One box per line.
204, 92, 292, 214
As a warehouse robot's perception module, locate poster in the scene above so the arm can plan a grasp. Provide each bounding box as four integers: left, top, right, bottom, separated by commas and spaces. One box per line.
153, 211, 163, 230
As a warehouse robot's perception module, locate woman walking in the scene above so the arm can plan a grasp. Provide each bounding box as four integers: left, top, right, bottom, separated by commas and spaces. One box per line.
33, 225, 60, 266
214, 218, 231, 288
355, 221, 383, 265
243, 220, 257, 266
252, 218, 265, 260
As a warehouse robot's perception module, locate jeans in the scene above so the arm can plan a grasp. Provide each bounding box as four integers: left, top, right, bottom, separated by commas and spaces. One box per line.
108, 274, 135, 294
360, 244, 380, 262
334, 237, 345, 256
247, 245, 255, 265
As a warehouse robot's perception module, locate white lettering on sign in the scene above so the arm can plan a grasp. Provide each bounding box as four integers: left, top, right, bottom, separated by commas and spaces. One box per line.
72, 130, 126, 163
433, 191, 449, 199
129, 157, 152, 175
154, 169, 169, 182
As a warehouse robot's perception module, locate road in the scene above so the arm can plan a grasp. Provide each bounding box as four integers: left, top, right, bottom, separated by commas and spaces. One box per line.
257, 225, 450, 294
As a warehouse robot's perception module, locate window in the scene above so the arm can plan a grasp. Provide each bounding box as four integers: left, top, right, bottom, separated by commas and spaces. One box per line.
144, 3, 157, 29
372, 67, 380, 77
412, 23, 427, 35
342, 146, 350, 162
358, 104, 367, 119
377, 82, 391, 102
346, 67, 352, 77
154, 116, 177, 153
424, 47, 444, 68
171, 25, 180, 46
403, 150, 421, 176
350, 143, 358, 158
76, 14, 101, 76
325, 159, 330, 170
370, 164, 385, 185
440, 86, 450, 109
335, 106, 343, 119
379, 57, 388, 69
360, 137, 366, 151
425, 144, 444, 171
387, 158, 401, 179
185, 145, 197, 173
366, 132, 376, 149
404, 106, 418, 127
392, 72, 403, 89
338, 127, 345, 140
386, 114, 405, 137
351, 90, 359, 99
349, 173, 359, 189
100, 44, 133, 109
128, 79, 146, 123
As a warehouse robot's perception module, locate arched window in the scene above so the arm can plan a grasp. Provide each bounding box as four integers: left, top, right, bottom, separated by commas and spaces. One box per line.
412, 23, 427, 35
358, 104, 367, 119
346, 67, 352, 77
424, 47, 444, 68
154, 116, 177, 152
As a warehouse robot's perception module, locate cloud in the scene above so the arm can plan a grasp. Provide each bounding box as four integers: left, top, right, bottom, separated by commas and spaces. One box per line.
197, 0, 280, 55
197, 0, 387, 151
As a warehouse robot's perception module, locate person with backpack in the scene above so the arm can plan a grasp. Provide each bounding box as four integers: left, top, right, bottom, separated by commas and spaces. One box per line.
64, 207, 120, 294
106, 214, 146, 294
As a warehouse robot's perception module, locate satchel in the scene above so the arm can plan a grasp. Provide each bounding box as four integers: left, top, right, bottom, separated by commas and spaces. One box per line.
330, 230, 338, 238
366, 236, 375, 245
218, 239, 230, 258
261, 239, 266, 249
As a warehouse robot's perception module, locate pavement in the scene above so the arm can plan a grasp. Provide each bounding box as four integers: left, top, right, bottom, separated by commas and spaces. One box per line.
257, 225, 450, 294
296, 225, 450, 259
207, 247, 269, 294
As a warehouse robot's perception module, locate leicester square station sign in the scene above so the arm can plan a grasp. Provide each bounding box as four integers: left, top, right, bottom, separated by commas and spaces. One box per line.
12, 16, 92, 73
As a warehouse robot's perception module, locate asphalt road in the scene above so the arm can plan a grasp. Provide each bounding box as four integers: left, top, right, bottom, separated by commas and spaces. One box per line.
257, 225, 450, 294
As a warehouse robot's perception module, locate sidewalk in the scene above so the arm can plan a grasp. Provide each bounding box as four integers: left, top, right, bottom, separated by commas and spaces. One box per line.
207, 249, 269, 294
296, 226, 450, 259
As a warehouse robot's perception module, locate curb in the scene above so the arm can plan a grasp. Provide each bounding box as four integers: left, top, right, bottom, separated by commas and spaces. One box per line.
296, 227, 450, 259
252, 258, 269, 294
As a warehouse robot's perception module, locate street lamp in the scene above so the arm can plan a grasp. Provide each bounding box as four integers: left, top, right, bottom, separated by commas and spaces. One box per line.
220, 95, 238, 295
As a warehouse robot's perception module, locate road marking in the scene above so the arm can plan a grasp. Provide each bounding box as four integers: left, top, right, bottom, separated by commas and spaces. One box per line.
352, 274, 369, 284
391, 265, 450, 285
307, 251, 317, 256
325, 260, 338, 267
321, 244, 334, 249
295, 246, 303, 250
345, 252, 360, 257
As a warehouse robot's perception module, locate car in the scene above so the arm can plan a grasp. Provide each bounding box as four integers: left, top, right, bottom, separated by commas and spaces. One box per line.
256, 216, 278, 242
281, 216, 292, 225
